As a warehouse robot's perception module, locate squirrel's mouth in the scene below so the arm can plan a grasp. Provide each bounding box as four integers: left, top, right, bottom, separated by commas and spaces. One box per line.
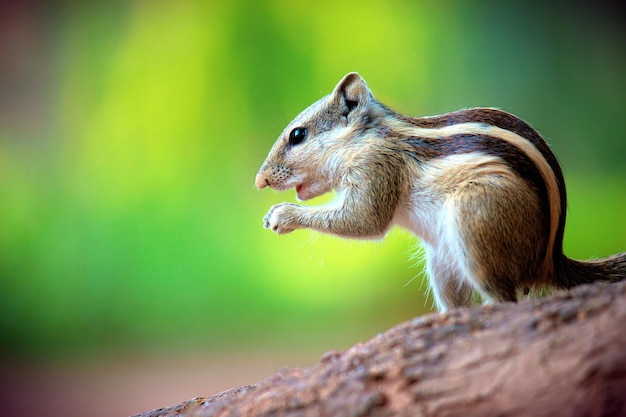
295, 183, 311, 201
296, 181, 330, 201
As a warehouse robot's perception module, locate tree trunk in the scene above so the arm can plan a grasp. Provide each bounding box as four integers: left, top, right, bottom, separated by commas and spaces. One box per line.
132, 281, 626, 417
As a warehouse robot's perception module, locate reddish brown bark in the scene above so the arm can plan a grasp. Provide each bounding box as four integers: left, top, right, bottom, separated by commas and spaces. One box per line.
133, 281, 626, 417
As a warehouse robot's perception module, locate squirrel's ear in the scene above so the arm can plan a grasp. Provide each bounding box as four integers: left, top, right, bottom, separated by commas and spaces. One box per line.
332, 72, 371, 113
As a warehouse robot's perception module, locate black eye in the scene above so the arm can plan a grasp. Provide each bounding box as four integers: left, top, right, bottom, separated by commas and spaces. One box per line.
288, 127, 308, 146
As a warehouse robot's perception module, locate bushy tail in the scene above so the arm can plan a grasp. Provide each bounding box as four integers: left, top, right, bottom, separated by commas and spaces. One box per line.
556, 252, 626, 289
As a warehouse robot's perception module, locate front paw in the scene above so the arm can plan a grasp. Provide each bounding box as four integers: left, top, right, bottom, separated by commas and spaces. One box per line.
263, 203, 300, 234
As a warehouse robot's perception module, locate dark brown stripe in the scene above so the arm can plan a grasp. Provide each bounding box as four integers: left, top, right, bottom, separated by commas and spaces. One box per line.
401, 108, 567, 261
403, 134, 551, 237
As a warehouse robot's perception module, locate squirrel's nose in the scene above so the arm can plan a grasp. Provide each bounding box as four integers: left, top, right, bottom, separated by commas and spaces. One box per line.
255, 171, 269, 189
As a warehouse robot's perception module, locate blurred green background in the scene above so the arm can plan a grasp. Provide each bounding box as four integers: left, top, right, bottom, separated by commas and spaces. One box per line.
0, 0, 624, 361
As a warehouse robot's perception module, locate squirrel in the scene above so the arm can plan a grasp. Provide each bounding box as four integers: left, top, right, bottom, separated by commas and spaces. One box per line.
255, 72, 626, 311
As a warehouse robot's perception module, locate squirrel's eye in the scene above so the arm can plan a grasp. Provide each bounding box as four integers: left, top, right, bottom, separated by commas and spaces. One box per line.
288, 127, 308, 146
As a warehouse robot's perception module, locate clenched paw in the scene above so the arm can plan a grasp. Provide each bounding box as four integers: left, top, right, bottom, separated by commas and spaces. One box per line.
263, 203, 300, 234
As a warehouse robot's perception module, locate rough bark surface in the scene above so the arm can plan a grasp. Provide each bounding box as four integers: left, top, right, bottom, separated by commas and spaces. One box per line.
133, 281, 626, 417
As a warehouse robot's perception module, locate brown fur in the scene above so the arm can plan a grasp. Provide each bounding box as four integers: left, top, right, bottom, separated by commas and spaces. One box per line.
255, 72, 626, 311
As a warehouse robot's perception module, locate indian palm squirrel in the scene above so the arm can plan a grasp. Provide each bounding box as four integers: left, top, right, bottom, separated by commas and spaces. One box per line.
255, 72, 626, 311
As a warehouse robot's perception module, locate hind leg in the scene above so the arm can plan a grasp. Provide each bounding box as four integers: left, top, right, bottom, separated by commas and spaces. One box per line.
450, 175, 546, 303
437, 277, 473, 311
426, 245, 474, 311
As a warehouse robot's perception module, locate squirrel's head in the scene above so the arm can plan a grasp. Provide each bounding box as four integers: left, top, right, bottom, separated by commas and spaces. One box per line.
255, 72, 378, 200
